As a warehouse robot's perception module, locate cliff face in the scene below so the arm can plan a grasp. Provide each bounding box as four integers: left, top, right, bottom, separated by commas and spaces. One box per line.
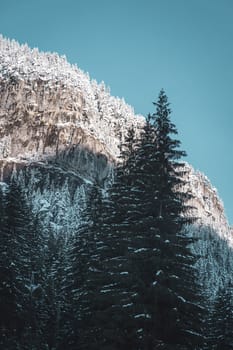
0, 81, 115, 181
0, 35, 143, 160
181, 163, 233, 296
0, 35, 143, 184
183, 164, 231, 239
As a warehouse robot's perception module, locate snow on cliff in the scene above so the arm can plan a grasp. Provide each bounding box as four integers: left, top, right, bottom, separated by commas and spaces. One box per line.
0, 34, 144, 160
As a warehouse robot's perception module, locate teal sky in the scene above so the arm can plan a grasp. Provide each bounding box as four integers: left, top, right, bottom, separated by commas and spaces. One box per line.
1, 0, 233, 223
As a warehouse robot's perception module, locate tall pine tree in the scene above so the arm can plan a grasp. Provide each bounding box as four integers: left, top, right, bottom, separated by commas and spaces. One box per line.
89, 90, 204, 348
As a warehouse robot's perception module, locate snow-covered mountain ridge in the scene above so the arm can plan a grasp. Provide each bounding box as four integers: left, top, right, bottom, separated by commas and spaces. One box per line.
0, 35, 232, 245
0, 35, 143, 161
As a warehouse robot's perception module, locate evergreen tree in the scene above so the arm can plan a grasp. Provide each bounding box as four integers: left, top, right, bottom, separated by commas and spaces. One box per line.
141, 90, 203, 345
63, 183, 107, 349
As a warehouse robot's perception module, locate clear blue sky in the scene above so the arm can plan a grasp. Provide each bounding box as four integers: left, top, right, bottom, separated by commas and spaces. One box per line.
1, 0, 233, 223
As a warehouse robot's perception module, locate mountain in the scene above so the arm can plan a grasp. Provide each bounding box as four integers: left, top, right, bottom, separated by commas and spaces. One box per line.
0, 35, 143, 180
0, 35, 232, 297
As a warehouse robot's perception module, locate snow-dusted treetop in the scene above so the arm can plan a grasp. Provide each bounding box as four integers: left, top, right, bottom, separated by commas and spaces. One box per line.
0, 34, 143, 123
0, 34, 87, 85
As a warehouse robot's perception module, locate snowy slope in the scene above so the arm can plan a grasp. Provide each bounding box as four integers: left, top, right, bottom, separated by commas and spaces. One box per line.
0, 34, 144, 162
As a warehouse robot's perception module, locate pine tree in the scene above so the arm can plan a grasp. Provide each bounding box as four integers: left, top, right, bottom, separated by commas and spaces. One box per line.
133, 90, 203, 347
62, 183, 107, 349
90, 90, 204, 348
141, 90, 203, 346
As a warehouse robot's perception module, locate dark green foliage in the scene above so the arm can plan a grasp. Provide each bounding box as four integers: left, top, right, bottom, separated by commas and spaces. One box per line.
62, 184, 106, 349
206, 286, 233, 349
127, 90, 204, 347
0, 181, 30, 346
0, 180, 46, 349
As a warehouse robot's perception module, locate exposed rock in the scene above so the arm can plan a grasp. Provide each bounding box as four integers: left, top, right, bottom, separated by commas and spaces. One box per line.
0, 35, 144, 163
183, 163, 231, 239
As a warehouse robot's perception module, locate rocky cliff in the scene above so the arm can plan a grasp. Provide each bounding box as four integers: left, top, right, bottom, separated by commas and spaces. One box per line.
0, 35, 143, 182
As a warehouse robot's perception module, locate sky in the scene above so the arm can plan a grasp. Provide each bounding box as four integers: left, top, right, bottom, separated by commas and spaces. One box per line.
1, 0, 233, 223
